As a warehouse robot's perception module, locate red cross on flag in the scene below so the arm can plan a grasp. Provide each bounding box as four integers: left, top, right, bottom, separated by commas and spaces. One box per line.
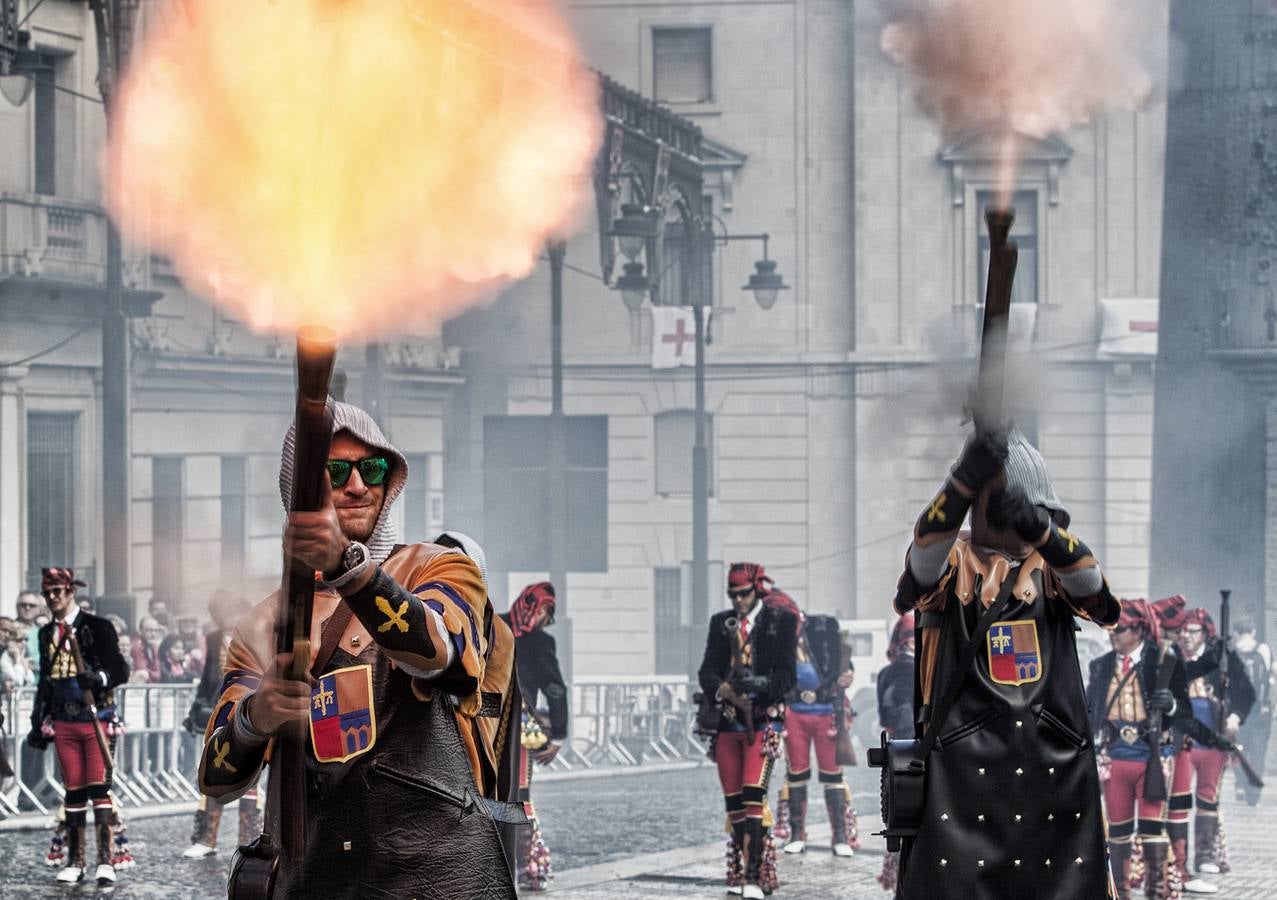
651, 306, 711, 370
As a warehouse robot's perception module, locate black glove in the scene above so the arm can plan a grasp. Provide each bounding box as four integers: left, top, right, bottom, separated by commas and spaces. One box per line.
950, 431, 1008, 492
985, 486, 1050, 543
75, 671, 103, 692
26, 727, 50, 750
1149, 689, 1176, 716
732, 674, 770, 696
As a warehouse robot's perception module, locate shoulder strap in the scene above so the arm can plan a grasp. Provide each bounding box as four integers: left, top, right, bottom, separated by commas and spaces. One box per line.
911, 568, 1019, 770
1102, 660, 1140, 721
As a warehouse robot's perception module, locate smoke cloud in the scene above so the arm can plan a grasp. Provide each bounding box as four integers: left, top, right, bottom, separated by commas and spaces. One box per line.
105, 0, 601, 340
880, 0, 1154, 141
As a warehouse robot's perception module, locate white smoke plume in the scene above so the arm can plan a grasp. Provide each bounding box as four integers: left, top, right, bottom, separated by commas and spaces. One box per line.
880, 0, 1155, 141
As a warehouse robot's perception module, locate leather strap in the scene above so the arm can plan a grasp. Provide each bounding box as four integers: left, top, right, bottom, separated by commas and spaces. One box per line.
310, 602, 355, 679
911, 569, 1019, 770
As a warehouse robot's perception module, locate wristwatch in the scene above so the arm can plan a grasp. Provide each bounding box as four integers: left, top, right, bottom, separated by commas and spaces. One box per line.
324, 541, 371, 589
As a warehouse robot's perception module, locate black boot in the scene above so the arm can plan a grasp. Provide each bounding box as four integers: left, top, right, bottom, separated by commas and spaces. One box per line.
94, 806, 116, 885
1194, 815, 1219, 873
55, 811, 86, 883
782, 784, 807, 853
1143, 841, 1169, 900
826, 786, 854, 856
742, 818, 766, 899
1108, 841, 1132, 900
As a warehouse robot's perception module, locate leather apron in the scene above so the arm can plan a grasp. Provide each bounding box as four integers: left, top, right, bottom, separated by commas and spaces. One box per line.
280, 646, 516, 899
898, 575, 1111, 899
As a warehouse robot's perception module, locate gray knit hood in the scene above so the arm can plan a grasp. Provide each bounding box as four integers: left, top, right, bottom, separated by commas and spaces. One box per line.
279, 400, 408, 564
434, 530, 489, 591
1002, 428, 1061, 512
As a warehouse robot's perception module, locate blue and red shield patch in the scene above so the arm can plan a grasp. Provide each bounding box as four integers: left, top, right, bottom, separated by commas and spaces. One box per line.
987, 619, 1042, 686
309, 664, 377, 763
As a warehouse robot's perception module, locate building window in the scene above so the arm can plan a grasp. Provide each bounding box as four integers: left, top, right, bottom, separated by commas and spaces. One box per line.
32, 53, 65, 196
153, 457, 183, 598
653, 27, 712, 104
977, 189, 1038, 304
655, 409, 713, 496
653, 567, 685, 674
403, 453, 429, 544
220, 456, 247, 577
26, 413, 77, 587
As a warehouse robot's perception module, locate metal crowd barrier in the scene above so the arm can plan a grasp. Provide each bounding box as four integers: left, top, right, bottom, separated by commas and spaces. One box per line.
551, 676, 705, 771
1, 677, 706, 817
1, 684, 202, 820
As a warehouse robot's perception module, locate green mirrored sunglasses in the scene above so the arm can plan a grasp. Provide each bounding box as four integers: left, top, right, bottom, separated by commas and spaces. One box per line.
326, 456, 390, 488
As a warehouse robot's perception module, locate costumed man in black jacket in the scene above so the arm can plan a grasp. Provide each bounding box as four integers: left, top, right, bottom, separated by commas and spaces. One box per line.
774, 600, 857, 858
181, 591, 259, 859
1168, 606, 1254, 889
1087, 599, 1190, 900
894, 428, 1120, 900
875, 611, 915, 893
500, 581, 566, 892
28, 567, 129, 886
698, 562, 799, 900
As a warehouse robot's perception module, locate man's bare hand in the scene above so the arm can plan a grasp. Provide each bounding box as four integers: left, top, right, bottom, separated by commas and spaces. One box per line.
836, 671, 854, 689
534, 742, 561, 766
285, 481, 346, 575
246, 653, 313, 736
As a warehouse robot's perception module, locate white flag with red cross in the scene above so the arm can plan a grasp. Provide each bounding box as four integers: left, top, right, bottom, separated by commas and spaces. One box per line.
650, 306, 710, 370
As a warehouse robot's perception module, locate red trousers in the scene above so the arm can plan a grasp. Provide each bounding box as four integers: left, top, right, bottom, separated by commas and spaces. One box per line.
1104, 757, 1168, 841
53, 721, 107, 791
716, 730, 775, 822
783, 709, 837, 777
1168, 744, 1225, 823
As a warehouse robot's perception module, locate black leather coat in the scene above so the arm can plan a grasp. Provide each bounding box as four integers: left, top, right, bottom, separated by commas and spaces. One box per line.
279, 646, 515, 899
699, 606, 798, 722
898, 580, 1110, 899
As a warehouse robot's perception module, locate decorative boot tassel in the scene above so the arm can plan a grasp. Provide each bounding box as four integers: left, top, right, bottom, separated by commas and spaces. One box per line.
45, 820, 66, 868
760, 828, 781, 894
726, 821, 745, 890
111, 807, 135, 869
772, 784, 791, 844
1213, 814, 1230, 874
877, 850, 900, 893
521, 819, 552, 891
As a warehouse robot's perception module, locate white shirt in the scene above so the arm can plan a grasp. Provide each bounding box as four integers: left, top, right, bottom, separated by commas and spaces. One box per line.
1118, 641, 1145, 675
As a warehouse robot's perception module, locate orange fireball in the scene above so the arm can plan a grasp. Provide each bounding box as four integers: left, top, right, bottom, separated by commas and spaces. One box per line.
107, 0, 601, 339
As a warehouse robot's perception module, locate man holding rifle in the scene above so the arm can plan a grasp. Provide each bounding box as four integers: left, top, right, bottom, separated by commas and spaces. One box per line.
1168, 605, 1255, 888
892, 427, 1120, 899
198, 400, 517, 898
1087, 599, 1189, 900
27, 566, 129, 886
698, 563, 798, 899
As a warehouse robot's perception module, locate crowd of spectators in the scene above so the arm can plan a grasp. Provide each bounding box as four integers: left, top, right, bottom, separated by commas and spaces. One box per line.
1, 592, 209, 696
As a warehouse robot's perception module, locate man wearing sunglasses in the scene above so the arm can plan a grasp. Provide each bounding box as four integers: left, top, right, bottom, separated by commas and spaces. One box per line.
27, 567, 129, 886
197, 400, 517, 898
698, 562, 799, 900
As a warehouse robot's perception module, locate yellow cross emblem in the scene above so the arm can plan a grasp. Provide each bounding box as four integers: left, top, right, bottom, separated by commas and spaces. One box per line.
213, 739, 238, 774
927, 493, 947, 524
1057, 527, 1078, 554
376, 596, 410, 634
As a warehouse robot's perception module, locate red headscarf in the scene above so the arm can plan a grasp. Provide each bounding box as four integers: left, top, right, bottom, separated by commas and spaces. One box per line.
761, 588, 803, 634
1118, 598, 1159, 643
1151, 594, 1188, 633
509, 581, 556, 638
888, 611, 916, 662
41, 567, 85, 591
1183, 607, 1217, 640
728, 562, 773, 595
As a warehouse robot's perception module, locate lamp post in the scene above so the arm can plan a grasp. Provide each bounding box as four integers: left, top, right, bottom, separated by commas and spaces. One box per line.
608, 211, 789, 646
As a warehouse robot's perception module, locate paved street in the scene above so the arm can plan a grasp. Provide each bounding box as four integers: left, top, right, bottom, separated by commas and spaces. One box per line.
0, 764, 1272, 898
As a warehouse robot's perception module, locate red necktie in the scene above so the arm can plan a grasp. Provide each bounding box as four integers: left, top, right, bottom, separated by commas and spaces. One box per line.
739, 618, 749, 644
1120, 655, 1132, 676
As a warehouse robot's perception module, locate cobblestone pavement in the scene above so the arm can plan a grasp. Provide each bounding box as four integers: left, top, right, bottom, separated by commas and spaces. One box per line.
0, 765, 1272, 898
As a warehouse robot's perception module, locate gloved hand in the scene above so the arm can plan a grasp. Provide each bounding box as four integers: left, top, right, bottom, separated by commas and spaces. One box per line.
182, 715, 197, 736
985, 486, 1050, 543
950, 431, 1008, 493
26, 727, 50, 750
75, 670, 103, 692
1149, 689, 1176, 716
732, 674, 770, 696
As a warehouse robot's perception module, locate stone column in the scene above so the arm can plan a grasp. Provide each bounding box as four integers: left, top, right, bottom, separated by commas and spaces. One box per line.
0, 366, 29, 612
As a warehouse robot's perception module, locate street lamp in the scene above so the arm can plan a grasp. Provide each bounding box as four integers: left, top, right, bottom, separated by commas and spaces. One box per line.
610, 202, 659, 261
608, 213, 790, 643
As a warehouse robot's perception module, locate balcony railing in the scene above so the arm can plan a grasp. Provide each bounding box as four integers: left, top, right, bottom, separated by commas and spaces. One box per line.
0, 192, 109, 286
